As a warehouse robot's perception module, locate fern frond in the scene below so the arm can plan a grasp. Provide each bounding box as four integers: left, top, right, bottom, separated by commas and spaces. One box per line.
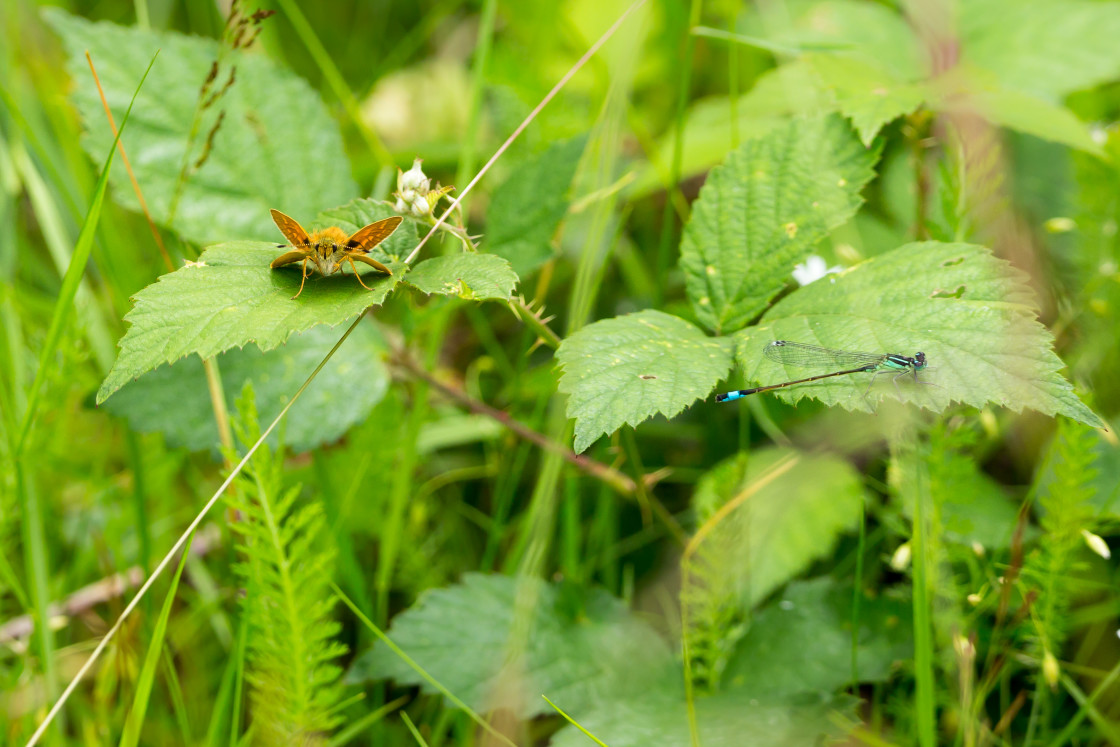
682, 453, 752, 694
1021, 418, 1100, 669
226, 382, 348, 746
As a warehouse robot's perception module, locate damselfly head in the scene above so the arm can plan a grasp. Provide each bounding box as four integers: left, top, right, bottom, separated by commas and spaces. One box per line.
915, 352, 927, 368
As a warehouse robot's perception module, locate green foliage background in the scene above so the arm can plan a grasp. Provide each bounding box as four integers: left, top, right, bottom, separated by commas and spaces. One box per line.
2, 0, 1120, 745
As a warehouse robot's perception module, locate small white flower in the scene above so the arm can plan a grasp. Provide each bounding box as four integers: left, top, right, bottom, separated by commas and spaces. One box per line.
1081, 529, 1111, 559
792, 255, 842, 286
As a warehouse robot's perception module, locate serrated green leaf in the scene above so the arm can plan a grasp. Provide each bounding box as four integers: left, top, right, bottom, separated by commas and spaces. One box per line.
730, 241, 1104, 427
486, 134, 588, 276
349, 574, 674, 719
679, 116, 878, 335
404, 254, 519, 301
556, 310, 734, 453
103, 324, 388, 452
722, 578, 911, 696
692, 448, 863, 607
550, 683, 856, 747
45, 9, 356, 244
804, 54, 927, 146
315, 198, 420, 262
97, 242, 403, 403
960, 0, 1120, 99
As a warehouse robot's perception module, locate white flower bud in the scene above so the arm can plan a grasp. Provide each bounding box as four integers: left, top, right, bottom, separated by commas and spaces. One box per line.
1081, 529, 1111, 559
398, 158, 429, 193
1042, 650, 1060, 690
890, 542, 911, 571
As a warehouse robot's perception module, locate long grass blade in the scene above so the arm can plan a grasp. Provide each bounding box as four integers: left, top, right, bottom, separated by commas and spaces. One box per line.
15, 51, 159, 456
118, 532, 195, 747
331, 583, 518, 747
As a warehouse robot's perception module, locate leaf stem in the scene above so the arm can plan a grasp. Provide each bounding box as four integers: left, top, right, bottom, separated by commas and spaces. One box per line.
392, 349, 637, 496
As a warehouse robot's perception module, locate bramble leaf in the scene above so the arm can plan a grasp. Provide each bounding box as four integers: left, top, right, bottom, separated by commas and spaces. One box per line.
487, 134, 588, 276
103, 324, 388, 452
45, 9, 357, 244
679, 115, 878, 335
556, 310, 734, 453
350, 574, 674, 719
404, 254, 519, 301
97, 242, 403, 403
728, 241, 1104, 428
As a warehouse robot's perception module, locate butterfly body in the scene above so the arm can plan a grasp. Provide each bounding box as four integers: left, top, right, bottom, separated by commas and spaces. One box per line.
269, 209, 403, 299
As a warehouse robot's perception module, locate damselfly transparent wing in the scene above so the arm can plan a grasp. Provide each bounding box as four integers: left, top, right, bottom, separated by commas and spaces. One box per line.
761, 341, 887, 369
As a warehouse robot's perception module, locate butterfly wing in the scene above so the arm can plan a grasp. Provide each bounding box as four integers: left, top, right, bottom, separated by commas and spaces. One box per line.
270, 249, 311, 268
346, 253, 392, 274
270, 208, 312, 246
346, 216, 403, 253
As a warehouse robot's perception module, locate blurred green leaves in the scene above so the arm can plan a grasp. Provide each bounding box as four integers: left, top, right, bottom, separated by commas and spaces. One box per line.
46, 9, 357, 244
351, 573, 675, 719
556, 310, 734, 453
722, 578, 912, 696
637, 0, 1115, 189
549, 689, 854, 747
487, 134, 588, 277
690, 449, 864, 609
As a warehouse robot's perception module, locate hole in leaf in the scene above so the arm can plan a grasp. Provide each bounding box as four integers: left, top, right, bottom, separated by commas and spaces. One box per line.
639, 374, 657, 380
940, 256, 965, 267
930, 284, 967, 299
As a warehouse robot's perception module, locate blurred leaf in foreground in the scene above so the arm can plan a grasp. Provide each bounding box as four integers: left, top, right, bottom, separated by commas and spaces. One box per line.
689, 449, 863, 610
722, 578, 911, 697
350, 573, 674, 719
550, 685, 856, 747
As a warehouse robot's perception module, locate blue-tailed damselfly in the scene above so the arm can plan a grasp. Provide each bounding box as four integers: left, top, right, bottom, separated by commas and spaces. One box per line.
716, 340, 928, 402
